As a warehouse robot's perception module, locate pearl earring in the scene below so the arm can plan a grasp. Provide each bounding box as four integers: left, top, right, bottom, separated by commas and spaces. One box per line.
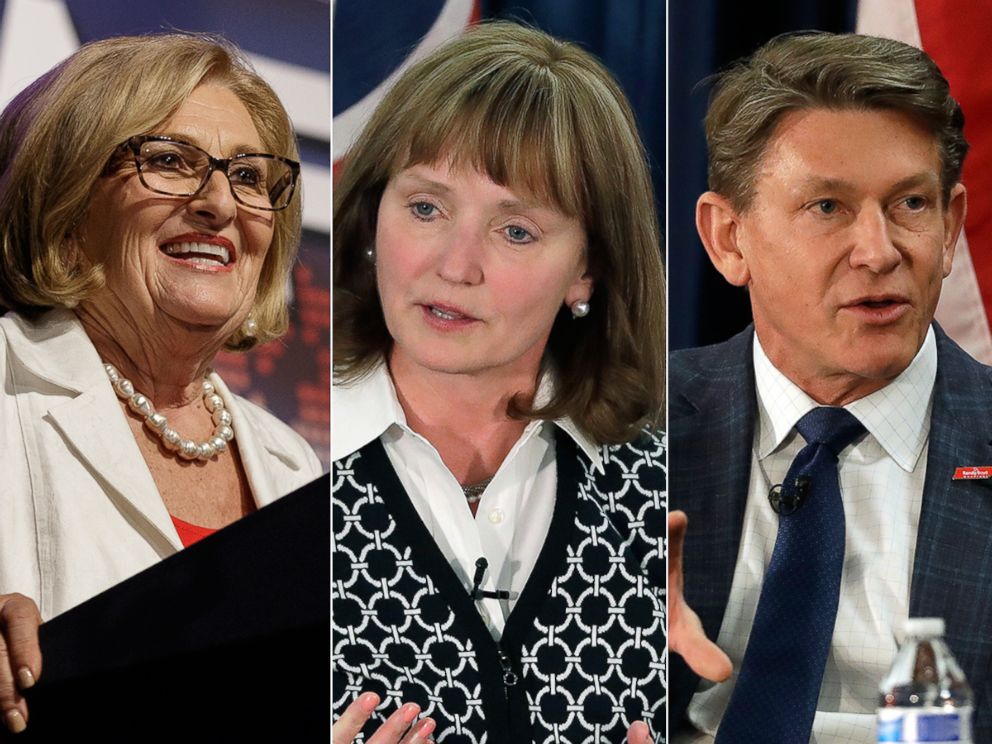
364, 246, 375, 263
570, 300, 590, 319
242, 315, 259, 337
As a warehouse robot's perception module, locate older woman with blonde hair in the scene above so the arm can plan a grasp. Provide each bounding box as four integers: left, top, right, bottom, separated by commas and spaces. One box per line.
0, 33, 322, 733
332, 21, 665, 743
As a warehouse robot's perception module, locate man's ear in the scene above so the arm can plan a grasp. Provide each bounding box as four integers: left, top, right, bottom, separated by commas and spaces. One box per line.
941, 182, 967, 278
696, 191, 750, 287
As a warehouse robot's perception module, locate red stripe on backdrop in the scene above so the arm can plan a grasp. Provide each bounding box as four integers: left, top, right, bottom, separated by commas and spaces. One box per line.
915, 2, 992, 326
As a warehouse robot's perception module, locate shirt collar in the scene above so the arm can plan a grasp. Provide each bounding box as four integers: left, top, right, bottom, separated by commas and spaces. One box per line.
331, 363, 404, 461
331, 362, 602, 469
753, 326, 936, 471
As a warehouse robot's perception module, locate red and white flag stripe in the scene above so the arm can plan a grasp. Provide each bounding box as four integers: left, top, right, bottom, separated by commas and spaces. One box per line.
859, 0, 992, 363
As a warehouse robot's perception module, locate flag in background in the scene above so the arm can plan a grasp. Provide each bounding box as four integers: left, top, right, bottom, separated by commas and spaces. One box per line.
859, 0, 992, 363
669, 0, 992, 364
332, 0, 665, 226
332, 0, 480, 181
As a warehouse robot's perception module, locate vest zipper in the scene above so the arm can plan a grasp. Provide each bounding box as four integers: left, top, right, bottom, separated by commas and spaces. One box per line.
497, 644, 518, 692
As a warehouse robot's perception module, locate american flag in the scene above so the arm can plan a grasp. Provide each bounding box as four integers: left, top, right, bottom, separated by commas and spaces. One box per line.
859, 0, 992, 363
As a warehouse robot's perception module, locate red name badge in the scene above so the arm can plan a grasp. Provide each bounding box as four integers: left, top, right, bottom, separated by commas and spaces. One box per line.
953, 466, 992, 480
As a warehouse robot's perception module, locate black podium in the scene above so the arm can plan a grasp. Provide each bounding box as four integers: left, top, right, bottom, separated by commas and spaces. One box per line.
14, 474, 329, 742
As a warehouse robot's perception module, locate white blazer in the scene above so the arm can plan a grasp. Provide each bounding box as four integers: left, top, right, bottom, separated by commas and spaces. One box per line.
0, 309, 324, 620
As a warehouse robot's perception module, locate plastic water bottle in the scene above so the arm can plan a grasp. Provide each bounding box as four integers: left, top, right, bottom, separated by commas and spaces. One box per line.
877, 618, 973, 743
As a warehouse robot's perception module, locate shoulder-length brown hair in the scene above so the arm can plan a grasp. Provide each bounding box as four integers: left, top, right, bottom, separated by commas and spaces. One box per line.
0, 32, 301, 350
334, 21, 665, 445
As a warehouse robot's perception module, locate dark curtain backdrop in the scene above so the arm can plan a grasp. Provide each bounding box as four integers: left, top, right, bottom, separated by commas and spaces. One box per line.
481, 0, 666, 252
669, 0, 858, 350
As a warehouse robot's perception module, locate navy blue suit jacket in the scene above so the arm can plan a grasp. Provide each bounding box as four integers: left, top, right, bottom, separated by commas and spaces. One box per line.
670, 325, 992, 740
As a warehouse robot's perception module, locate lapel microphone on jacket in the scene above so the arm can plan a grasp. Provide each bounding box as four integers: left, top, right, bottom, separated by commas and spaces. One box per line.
768, 476, 812, 515
470, 557, 510, 600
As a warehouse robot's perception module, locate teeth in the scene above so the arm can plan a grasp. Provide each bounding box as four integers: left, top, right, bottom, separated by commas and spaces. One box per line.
431, 306, 464, 320
163, 242, 230, 265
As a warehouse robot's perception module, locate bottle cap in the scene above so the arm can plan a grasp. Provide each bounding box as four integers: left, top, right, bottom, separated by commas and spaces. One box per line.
904, 617, 945, 637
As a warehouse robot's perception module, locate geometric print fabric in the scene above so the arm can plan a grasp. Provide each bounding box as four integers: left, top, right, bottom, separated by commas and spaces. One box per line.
332, 430, 667, 743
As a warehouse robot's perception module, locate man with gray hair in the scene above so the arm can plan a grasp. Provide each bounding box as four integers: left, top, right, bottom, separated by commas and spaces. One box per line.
669, 32, 990, 743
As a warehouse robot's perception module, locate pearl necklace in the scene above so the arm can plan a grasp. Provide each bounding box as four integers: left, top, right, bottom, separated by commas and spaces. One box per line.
462, 476, 493, 504
103, 362, 235, 461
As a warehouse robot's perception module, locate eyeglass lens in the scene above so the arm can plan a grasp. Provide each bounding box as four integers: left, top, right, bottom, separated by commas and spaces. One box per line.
136, 139, 295, 210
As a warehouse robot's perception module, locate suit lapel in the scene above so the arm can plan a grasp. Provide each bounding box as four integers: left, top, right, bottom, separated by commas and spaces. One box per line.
672, 327, 756, 639
7, 309, 181, 552
910, 328, 992, 691
213, 374, 309, 507
45, 387, 179, 552
670, 324, 992, 732
670, 328, 757, 719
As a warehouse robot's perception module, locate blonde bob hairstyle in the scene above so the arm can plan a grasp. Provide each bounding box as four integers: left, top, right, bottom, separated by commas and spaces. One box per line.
335, 21, 665, 445
0, 32, 302, 350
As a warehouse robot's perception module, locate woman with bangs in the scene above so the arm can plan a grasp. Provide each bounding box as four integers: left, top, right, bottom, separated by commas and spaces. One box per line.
332, 22, 665, 744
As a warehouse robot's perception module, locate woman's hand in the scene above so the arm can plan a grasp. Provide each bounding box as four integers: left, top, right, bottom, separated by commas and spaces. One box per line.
668, 511, 732, 682
333, 692, 435, 744
0, 594, 42, 734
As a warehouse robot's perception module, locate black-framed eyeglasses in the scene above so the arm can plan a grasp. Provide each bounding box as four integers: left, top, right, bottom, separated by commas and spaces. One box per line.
120, 135, 300, 211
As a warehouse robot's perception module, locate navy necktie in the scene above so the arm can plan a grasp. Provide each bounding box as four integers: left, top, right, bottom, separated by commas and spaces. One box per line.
715, 407, 866, 744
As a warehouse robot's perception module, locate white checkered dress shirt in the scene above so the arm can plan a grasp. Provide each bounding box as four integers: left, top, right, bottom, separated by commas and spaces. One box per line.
678, 328, 936, 744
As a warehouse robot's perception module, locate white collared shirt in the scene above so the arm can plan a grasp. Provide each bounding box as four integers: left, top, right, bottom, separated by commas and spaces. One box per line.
332, 363, 601, 639
680, 328, 936, 744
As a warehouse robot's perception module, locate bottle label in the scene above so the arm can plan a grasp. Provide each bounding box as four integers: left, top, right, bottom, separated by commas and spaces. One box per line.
877, 707, 973, 742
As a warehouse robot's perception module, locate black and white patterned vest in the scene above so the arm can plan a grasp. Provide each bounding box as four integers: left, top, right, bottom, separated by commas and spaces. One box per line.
332, 429, 667, 743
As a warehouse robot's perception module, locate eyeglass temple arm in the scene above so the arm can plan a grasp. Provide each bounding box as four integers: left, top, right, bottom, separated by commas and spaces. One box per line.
269, 170, 294, 202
